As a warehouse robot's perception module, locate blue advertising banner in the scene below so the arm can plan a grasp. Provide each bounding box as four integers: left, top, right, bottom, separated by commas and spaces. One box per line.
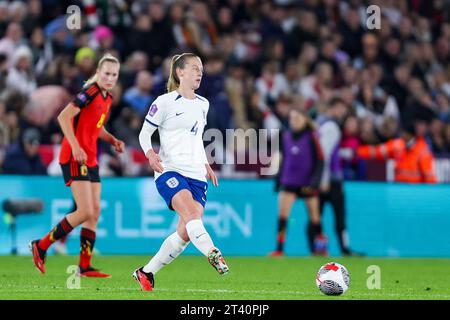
0, 176, 448, 257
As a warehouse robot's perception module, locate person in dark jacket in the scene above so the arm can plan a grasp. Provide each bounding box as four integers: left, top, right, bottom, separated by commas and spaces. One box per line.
2, 127, 46, 175
317, 97, 363, 256
269, 108, 324, 256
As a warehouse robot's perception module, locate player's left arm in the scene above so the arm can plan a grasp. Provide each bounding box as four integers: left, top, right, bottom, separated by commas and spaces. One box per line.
99, 127, 125, 153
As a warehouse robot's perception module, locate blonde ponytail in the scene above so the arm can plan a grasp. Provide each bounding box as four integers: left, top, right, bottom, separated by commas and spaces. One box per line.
166, 52, 198, 92
84, 53, 120, 88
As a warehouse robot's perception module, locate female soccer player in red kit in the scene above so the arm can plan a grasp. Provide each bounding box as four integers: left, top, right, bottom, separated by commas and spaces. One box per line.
30, 53, 125, 277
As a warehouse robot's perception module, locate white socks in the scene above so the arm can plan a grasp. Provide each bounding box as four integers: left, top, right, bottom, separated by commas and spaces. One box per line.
142, 219, 215, 274
143, 232, 189, 274
185, 219, 215, 257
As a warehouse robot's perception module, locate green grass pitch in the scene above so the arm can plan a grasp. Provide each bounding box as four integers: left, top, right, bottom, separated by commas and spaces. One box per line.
1, 255, 449, 300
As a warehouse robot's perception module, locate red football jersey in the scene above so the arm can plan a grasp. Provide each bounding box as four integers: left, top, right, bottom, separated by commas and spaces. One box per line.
59, 83, 113, 167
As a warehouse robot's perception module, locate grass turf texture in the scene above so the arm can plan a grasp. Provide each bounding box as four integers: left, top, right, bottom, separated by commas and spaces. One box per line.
0, 256, 449, 300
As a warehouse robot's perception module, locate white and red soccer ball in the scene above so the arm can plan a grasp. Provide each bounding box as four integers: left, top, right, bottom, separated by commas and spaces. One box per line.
316, 262, 350, 296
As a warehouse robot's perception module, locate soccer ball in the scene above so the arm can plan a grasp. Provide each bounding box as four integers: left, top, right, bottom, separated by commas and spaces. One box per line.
315, 262, 350, 296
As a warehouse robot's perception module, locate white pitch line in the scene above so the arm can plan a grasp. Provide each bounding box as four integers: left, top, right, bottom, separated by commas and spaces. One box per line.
107, 287, 450, 299
2, 285, 450, 299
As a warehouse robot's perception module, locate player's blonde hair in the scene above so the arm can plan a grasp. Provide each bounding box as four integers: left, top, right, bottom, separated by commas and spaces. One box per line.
166, 53, 199, 92
84, 53, 120, 88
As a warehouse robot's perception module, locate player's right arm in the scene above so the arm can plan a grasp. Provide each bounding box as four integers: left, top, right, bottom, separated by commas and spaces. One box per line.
139, 121, 164, 173
57, 102, 86, 164
58, 85, 100, 164
139, 97, 166, 173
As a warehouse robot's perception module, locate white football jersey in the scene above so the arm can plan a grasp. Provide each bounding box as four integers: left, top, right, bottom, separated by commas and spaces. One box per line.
145, 90, 209, 182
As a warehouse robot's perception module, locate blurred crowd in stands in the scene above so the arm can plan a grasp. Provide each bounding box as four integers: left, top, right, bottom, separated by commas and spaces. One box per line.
0, 0, 449, 180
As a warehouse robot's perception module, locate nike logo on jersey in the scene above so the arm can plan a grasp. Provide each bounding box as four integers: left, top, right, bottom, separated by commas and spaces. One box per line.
196, 233, 206, 239
176, 112, 184, 116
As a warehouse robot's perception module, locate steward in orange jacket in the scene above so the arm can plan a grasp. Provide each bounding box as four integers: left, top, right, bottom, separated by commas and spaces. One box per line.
357, 128, 437, 184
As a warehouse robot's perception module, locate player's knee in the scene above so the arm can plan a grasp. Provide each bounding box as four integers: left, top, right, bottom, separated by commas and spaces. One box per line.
93, 203, 101, 218
78, 206, 96, 221
186, 208, 202, 221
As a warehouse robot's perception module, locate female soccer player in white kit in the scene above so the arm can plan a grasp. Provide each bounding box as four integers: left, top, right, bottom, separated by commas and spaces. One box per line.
133, 53, 229, 291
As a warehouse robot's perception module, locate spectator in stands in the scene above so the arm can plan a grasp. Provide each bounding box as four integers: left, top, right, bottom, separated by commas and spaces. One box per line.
123, 70, 154, 117
29, 27, 47, 74
317, 36, 342, 76
378, 116, 400, 142
384, 63, 411, 116
0, 51, 7, 91
152, 56, 172, 97
74, 47, 96, 89
287, 9, 319, 57
120, 51, 149, 91
168, 1, 191, 51
91, 25, 115, 54
430, 67, 450, 98
0, 22, 25, 66
185, 1, 219, 56
2, 127, 46, 174
200, 54, 233, 134
296, 42, 318, 78
6, 45, 36, 95
147, 1, 175, 68
125, 15, 154, 64
436, 93, 450, 123
22, 0, 43, 37
340, 115, 361, 180
359, 117, 380, 145
354, 81, 399, 130
427, 118, 447, 155
255, 60, 289, 109
37, 55, 78, 94
338, 6, 364, 59
299, 62, 334, 110
443, 123, 450, 155
215, 6, 234, 36
2, 106, 19, 146
397, 17, 416, 47
225, 60, 255, 130
353, 33, 380, 70
112, 107, 142, 150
